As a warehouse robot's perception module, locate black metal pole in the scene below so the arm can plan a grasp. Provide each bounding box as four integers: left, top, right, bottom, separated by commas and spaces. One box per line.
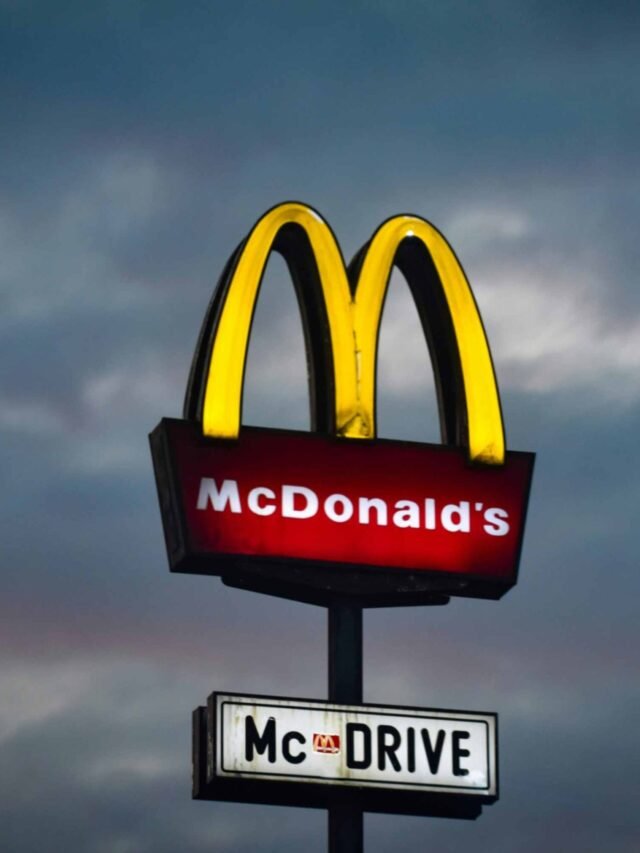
328, 600, 363, 853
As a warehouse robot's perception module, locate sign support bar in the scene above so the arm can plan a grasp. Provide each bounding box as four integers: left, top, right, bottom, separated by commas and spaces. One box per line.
328, 601, 363, 853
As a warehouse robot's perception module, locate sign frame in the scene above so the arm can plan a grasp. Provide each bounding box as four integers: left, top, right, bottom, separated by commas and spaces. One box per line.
151, 418, 534, 606
193, 691, 498, 820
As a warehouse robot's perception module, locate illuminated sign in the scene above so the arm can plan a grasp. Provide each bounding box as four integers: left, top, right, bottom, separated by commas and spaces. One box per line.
193, 693, 497, 818
151, 202, 534, 603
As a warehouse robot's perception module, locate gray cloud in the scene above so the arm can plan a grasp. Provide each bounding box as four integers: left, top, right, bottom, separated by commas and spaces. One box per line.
1, 1, 639, 850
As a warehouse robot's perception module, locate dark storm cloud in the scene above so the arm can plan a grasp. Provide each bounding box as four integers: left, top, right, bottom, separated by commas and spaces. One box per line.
3, 0, 638, 199
1, 1, 639, 851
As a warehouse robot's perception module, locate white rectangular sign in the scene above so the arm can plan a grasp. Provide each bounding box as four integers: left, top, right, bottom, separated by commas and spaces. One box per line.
210, 694, 497, 797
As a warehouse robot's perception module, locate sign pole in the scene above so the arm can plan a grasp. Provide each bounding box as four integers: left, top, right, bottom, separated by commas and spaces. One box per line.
328, 600, 363, 853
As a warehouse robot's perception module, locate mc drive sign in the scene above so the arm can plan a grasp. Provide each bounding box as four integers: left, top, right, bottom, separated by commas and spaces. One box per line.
206, 694, 497, 800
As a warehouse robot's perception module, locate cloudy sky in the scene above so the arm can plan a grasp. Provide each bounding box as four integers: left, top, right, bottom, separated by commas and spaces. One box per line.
1, 1, 639, 851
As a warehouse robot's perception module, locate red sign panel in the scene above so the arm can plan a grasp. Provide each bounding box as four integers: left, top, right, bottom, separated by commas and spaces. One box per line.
151, 419, 534, 603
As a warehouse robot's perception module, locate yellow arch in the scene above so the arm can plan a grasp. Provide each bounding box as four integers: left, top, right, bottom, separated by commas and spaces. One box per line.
201, 203, 360, 440
355, 216, 504, 464
200, 202, 504, 464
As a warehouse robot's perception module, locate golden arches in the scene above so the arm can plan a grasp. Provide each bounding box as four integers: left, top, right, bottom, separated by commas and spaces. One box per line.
187, 202, 505, 465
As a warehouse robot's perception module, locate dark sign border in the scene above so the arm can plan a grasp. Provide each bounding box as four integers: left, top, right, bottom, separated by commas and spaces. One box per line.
151, 418, 534, 607
193, 691, 498, 819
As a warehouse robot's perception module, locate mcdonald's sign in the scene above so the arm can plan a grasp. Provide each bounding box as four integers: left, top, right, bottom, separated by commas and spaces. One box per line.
150, 202, 534, 604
